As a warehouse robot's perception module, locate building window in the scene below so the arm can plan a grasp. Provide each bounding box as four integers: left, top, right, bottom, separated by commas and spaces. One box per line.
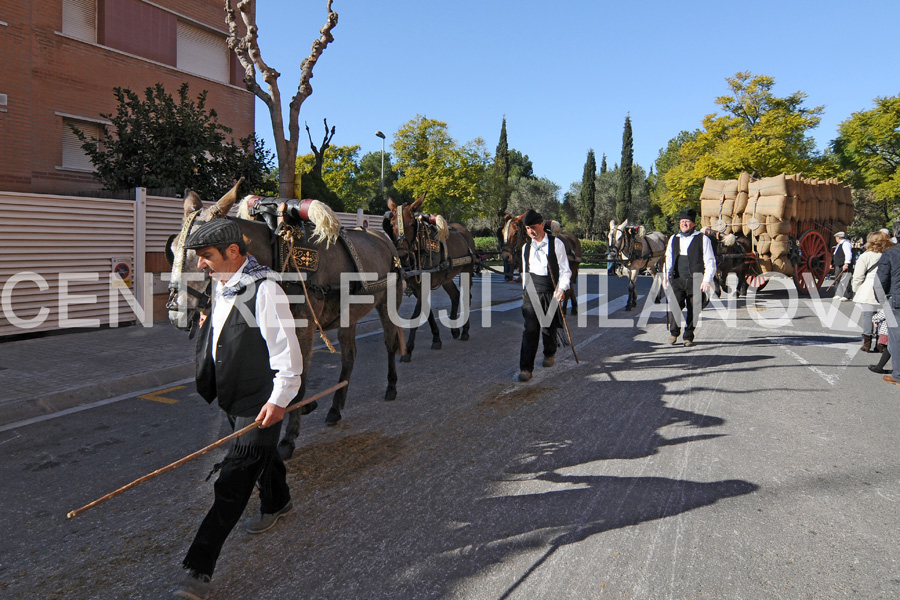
177, 20, 229, 84
62, 119, 102, 171
62, 0, 97, 43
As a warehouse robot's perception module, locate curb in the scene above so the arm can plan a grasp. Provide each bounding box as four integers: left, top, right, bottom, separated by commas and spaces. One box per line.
0, 363, 194, 429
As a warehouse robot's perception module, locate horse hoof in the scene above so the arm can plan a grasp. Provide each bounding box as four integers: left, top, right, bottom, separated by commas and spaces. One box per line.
400, 354, 412, 363
384, 388, 397, 401
325, 409, 341, 427
431, 341, 442, 350
570, 308, 577, 316
460, 332, 469, 341
450, 329, 460, 339
299, 400, 318, 415
277, 441, 295, 461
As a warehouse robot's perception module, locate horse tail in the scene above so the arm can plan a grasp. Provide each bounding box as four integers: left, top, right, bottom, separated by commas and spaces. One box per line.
306, 200, 342, 248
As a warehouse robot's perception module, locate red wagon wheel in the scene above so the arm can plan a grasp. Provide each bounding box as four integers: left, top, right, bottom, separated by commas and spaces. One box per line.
745, 273, 769, 290
792, 230, 831, 294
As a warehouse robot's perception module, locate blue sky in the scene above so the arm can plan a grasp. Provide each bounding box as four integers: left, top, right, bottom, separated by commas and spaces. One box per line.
250, 0, 898, 197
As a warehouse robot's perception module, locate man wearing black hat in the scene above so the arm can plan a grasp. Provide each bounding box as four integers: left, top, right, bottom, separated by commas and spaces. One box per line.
517, 209, 571, 381
662, 208, 716, 347
832, 231, 854, 301
173, 218, 303, 600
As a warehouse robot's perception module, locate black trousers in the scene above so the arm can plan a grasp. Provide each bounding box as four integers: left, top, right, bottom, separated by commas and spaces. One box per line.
669, 277, 700, 341
520, 278, 559, 371
183, 415, 290, 577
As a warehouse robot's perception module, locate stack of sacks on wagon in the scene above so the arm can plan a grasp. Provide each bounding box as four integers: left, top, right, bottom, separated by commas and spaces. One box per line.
700, 172, 853, 276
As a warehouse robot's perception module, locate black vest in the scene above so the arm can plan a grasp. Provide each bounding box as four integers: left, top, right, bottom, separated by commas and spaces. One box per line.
523, 234, 560, 285
670, 233, 705, 279
195, 285, 277, 418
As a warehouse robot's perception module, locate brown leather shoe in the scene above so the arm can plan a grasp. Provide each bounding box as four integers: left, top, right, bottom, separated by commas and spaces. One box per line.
883, 375, 900, 387
517, 370, 532, 382
542, 355, 555, 368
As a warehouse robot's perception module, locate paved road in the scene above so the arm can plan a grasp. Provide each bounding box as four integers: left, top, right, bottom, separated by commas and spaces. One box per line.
2, 273, 898, 599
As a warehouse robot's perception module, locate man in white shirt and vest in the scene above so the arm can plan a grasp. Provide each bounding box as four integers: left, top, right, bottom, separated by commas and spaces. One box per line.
518, 209, 572, 382
832, 231, 854, 301
174, 219, 303, 600
663, 208, 717, 347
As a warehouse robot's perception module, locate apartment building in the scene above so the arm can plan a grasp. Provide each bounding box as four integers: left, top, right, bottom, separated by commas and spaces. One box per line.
0, 0, 254, 194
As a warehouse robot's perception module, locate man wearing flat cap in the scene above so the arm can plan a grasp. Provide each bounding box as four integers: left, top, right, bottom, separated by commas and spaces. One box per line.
832, 231, 854, 301
517, 209, 571, 382
173, 218, 303, 600
662, 208, 716, 347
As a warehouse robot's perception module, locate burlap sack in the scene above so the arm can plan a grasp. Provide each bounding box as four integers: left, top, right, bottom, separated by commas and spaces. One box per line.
770, 234, 790, 258
756, 232, 772, 256
755, 194, 790, 220
749, 174, 788, 197
766, 215, 791, 237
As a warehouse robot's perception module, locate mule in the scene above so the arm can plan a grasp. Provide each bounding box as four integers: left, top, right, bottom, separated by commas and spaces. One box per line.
607, 219, 666, 311
705, 230, 752, 298
166, 181, 406, 459
499, 213, 582, 315
384, 194, 476, 362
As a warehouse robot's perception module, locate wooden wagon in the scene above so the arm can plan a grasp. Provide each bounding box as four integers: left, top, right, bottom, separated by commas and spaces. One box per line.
700, 172, 854, 295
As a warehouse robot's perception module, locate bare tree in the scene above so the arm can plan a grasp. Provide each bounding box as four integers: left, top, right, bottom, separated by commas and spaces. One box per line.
226, 0, 338, 199
306, 118, 336, 179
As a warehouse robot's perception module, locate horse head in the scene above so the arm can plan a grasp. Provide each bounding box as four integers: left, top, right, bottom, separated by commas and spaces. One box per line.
608, 219, 632, 261
499, 212, 526, 270
165, 179, 244, 334
386, 193, 425, 266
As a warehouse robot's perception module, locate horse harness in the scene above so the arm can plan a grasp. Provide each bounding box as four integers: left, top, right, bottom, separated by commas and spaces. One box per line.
395, 205, 473, 285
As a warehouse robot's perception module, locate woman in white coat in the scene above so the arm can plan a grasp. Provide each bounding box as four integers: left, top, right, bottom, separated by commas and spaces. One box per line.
852, 231, 894, 352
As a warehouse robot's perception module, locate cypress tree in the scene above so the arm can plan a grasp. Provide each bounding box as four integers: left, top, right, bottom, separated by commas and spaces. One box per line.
616, 115, 633, 222
492, 117, 511, 226
600, 153, 608, 175
580, 149, 597, 238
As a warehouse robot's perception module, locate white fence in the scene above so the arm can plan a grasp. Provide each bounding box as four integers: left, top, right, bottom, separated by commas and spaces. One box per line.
0, 189, 380, 337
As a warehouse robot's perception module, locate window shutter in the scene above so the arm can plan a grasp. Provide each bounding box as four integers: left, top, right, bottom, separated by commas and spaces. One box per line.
177, 21, 229, 83
62, 0, 96, 43
62, 120, 100, 171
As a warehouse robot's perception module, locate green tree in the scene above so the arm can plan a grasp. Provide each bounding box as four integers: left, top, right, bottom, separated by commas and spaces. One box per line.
600, 153, 608, 174
579, 149, 597, 238
296, 144, 362, 210
832, 93, 900, 222
71, 83, 275, 199
661, 72, 831, 215
507, 177, 561, 219
508, 149, 535, 180
358, 150, 404, 214
651, 130, 698, 218
392, 115, 489, 222
616, 115, 634, 222
489, 117, 512, 224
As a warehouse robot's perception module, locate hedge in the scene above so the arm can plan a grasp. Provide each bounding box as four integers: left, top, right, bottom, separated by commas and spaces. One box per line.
473, 236, 607, 256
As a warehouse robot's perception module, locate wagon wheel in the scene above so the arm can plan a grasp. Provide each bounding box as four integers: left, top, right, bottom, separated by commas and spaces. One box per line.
792, 230, 831, 295
746, 273, 769, 290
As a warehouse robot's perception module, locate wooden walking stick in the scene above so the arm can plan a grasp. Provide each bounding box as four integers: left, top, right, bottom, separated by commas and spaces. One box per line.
67, 380, 348, 519
548, 269, 579, 364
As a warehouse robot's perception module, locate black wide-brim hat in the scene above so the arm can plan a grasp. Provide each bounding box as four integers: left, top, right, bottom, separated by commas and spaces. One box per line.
523, 209, 543, 226
677, 208, 697, 222
185, 218, 243, 249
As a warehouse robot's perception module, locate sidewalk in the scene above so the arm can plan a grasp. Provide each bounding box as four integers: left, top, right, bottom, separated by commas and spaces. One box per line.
0, 273, 527, 429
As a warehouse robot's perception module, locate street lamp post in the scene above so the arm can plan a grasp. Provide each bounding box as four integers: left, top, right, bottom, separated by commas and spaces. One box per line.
375, 131, 385, 206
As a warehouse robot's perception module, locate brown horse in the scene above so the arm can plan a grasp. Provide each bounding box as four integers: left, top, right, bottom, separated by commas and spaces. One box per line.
498, 213, 582, 315
385, 194, 476, 362
166, 181, 406, 459
607, 219, 666, 311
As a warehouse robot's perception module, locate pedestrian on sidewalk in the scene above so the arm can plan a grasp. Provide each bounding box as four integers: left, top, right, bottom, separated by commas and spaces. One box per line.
662, 208, 716, 347
852, 231, 892, 352
174, 219, 303, 600
517, 209, 571, 382
876, 240, 900, 388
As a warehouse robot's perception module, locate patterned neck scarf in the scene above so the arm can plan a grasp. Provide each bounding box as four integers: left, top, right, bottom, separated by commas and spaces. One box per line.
220, 255, 276, 298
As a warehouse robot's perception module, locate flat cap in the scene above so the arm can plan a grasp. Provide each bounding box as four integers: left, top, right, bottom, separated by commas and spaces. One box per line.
834, 231, 846, 239
185, 218, 242, 249
523, 209, 543, 226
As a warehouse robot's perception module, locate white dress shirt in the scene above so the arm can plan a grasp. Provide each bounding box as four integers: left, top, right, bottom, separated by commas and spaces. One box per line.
663, 231, 717, 283
834, 238, 853, 265
521, 235, 572, 291
210, 258, 303, 408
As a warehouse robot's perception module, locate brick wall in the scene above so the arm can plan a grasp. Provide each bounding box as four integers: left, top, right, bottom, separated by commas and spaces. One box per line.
1, 0, 254, 195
